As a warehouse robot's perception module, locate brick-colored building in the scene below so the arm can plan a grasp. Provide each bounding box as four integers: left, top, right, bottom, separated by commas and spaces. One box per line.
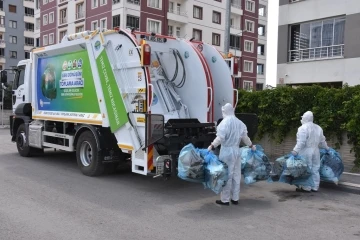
34, 0, 268, 90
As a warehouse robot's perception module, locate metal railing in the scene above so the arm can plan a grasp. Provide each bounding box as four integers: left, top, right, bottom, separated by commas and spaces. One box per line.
25, 28, 34, 32
168, 9, 187, 16
231, 3, 241, 9
25, 14, 34, 17
231, 25, 240, 30
289, 44, 345, 62
127, 0, 140, 5
59, 17, 67, 25
76, 11, 85, 20
113, 0, 120, 4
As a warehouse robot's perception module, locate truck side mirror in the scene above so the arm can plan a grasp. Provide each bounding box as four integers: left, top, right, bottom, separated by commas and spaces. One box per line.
0, 71, 7, 84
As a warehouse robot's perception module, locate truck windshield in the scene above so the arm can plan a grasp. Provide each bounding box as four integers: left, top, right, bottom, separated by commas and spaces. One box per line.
13, 66, 25, 90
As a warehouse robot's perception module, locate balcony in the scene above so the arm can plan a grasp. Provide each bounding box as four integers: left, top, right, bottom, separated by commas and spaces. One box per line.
76, 11, 85, 20
288, 45, 345, 62
0, 39, 5, 48
0, 55, 6, 64
24, 15, 35, 23
231, 25, 241, 30
167, 9, 188, 24
24, 28, 35, 38
24, 0, 35, 8
0, 8, 4, 17
0, 24, 5, 32
24, 44, 34, 51
231, 1, 242, 15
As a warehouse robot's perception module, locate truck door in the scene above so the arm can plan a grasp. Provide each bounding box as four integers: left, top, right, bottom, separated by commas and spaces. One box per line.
12, 65, 26, 112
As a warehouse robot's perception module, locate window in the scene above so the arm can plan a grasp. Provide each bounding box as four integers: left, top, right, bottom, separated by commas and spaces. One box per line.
147, 19, 161, 34
49, 12, 54, 23
127, 0, 140, 5
25, 22, 34, 31
245, 20, 255, 33
258, 25, 265, 36
91, 21, 98, 31
49, 33, 54, 44
289, 16, 346, 62
25, 37, 34, 46
25, 7, 34, 17
43, 35, 48, 45
9, 4, 16, 13
100, 18, 107, 30
244, 40, 254, 52
243, 81, 253, 91
168, 2, 174, 12
113, 0, 120, 3
13, 66, 25, 90
214, 0, 222, 2
168, 25, 173, 36
36, 38, 40, 47
259, 5, 266, 16
59, 30, 67, 42
0, 48, 4, 56
10, 51, 17, 58
92, 0, 98, 8
212, 33, 220, 46
193, 6, 203, 19
25, 52, 31, 59
36, 18, 40, 29
243, 60, 253, 72
76, 25, 84, 33
234, 77, 240, 89
43, 0, 48, 4
100, 0, 107, 6
43, 14, 48, 25
257, 64, 264, 75
76, 3, 85, 19
193, 29, 202, 41
148, 0, 160, 9
257, 44, 265, 55
9, 20, 17, 29
176, 27, 181, 37
9, 36, 17, 44
229, 34, 240, 49
245, 0, 255, 12
256, 83, 263, 91
126, 15, 140, 30
212, 11, 221, 24
59, 9, 67, 25
113, 15, 120, 28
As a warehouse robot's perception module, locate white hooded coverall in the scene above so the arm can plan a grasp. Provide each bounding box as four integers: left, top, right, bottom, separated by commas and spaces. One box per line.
293, 111, 329, 191
211, 103, 253, 203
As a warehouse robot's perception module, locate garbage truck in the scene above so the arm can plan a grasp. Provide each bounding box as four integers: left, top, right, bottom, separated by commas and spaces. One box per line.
0, 28, 244, 179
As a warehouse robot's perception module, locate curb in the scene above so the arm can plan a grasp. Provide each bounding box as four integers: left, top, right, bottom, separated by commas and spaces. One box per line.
321, 181, 360, 195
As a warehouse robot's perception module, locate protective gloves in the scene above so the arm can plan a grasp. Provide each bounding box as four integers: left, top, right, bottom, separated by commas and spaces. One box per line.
251, 145, 256, 151
291, 151, 298, 156
207, 144, 213, 152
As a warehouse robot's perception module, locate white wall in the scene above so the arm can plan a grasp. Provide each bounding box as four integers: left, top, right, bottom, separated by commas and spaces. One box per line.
278, 57, 360, 86
279, 0, 360, 26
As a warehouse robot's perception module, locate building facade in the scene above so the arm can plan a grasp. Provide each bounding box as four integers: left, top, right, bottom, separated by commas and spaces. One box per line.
277, 0, 360, 87
0, 0, 35, 71
34, 0, 268, 90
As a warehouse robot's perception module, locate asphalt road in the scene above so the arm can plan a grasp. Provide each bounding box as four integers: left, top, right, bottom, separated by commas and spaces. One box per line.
0, 129, 359, 240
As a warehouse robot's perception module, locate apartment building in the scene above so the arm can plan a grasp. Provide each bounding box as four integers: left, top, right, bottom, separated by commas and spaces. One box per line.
0, 0, 35, 71
277, 0, 360, 87
34, 0, 268, 90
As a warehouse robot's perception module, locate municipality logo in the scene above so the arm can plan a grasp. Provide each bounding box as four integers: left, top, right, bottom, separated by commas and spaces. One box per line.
94, 41, 101, 51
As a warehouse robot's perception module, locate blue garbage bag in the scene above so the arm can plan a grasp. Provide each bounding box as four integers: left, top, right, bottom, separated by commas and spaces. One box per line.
240, 145, 272, 184
197, 149, 229, 194
177, 144, 205, 183
274, 154, 315, 188
319, 148, 344, 184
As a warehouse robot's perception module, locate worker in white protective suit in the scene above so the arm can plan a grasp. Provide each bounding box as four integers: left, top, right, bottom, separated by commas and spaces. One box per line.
208, 103, 256, 206
291, 111, 330, 193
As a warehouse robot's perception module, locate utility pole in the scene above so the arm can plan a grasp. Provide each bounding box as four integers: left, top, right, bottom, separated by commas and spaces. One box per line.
224, 0, 231, 54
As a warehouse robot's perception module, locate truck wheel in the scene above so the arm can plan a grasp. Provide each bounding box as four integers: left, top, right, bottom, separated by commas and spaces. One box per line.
16, 123, 39, 157
76, 131, 104, 176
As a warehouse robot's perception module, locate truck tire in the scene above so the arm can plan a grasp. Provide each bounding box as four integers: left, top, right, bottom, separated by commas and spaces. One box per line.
16, 123, 42, 157
76, 130, 104, 176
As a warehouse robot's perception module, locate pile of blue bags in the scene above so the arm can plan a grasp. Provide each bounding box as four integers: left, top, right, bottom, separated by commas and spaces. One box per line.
319, 148, 344, 184
240, 145, 272, 184
272, 154, 314, 188
177, 143, 228, 194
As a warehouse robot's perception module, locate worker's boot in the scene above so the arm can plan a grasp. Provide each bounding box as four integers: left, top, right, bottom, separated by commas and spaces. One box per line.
231, 200, 239, 205
215, 200, 229, 206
